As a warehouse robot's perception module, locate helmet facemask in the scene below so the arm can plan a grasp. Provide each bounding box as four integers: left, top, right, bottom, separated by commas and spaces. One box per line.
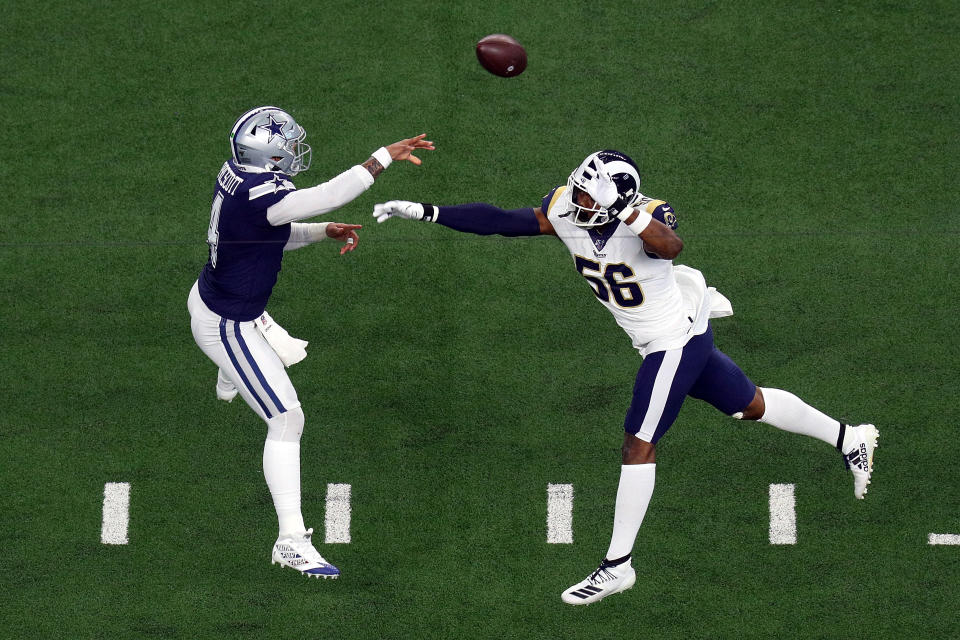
283, 124, 312, 176
566, 181, 612, 228
565, 150, 642, 229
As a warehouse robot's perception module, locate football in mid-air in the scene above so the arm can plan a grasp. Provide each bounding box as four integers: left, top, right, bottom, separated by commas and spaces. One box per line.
476, 34, 527, 77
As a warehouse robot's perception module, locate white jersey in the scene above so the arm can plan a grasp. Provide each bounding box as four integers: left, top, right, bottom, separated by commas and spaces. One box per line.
543, 185, 713, 356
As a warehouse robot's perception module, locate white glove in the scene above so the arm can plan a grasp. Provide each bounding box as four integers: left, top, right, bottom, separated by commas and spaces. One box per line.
582, 159, 620, 211
373, 200, 424, 223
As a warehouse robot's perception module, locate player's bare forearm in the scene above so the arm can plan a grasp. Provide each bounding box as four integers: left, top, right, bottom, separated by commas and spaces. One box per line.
533, 207, 557, 235
638, 217, 683, 259
362, 157, 385, 179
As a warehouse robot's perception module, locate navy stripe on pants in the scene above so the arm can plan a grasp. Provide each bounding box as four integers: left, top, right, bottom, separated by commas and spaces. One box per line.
232, 321, 287, 415
219, 318, 274, 419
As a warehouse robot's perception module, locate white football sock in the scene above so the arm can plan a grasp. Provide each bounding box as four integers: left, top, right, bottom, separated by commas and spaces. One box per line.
263, 439, 306, 537
759, 387, 846, 450
605, 463, 656, 561
262, 407, 307, 537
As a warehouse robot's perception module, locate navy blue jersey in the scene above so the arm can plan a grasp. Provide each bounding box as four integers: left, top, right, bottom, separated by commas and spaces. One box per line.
198, 160, 297, 321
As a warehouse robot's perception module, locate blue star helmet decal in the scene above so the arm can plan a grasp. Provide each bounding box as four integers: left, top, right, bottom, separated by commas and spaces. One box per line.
258, 114, 288, 143
231, 106, 312, 176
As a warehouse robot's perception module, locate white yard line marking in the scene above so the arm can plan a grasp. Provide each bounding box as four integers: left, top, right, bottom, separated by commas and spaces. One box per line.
769, 483, 796, 545
547, 483, 574, 544
101, 482, 130, 545
324, 483, 352, 544
93, 480, 954, 550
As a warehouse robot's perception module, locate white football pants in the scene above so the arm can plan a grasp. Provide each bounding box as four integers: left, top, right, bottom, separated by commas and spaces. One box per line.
188, 281, 300, 421
189, 282, 308, 536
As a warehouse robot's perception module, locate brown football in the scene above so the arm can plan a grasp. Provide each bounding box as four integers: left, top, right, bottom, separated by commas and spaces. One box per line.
476, 34, 527, 78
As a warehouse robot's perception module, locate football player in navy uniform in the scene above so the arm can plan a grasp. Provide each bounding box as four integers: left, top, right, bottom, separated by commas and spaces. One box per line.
188, 106, 433, 578
373, 150, 878, 604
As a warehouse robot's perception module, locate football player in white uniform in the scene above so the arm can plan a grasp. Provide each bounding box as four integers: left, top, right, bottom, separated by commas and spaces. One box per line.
188, 106, 433, 578
373, 149, 878, 604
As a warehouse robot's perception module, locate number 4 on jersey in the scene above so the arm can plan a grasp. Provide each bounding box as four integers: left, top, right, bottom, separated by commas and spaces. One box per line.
207, 192, 224, 268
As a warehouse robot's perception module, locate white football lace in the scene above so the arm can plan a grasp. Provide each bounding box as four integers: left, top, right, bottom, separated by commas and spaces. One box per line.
291, 528, 327, 564
588, 566, 618, 585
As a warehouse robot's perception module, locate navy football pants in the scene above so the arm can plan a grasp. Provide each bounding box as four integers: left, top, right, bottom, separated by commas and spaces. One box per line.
624, 325, 756, 443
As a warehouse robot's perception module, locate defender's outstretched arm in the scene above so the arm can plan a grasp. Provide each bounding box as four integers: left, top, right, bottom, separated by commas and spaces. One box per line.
373, 200, 556, 236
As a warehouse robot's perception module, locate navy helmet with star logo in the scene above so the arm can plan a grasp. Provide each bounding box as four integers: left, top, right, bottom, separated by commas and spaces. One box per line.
230, 106, 312, 176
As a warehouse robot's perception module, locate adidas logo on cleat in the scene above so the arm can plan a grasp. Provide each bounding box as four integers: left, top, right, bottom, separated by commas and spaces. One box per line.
842, 424, 878, 499
570, 585, 604, 599
844, 444, 867, 469
561, 557, 636, 605
844, 443, 868, 471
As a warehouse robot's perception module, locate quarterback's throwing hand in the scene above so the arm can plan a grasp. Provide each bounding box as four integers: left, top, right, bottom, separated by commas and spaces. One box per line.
373, 201, 425, 224
325, 223, 363, 255
386, 134, 435, 166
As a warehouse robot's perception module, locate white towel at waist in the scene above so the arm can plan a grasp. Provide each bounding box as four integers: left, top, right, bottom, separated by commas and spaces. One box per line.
254, 311, 308, 367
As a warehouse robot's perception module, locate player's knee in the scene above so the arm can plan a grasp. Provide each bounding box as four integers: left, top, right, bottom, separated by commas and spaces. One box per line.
622, 433, 656, 464
286, 406, 305, 439
266, 405, 304, 443
734, 387, 765, 421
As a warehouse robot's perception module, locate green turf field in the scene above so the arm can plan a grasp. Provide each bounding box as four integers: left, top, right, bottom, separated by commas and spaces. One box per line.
3, 0, 959, 637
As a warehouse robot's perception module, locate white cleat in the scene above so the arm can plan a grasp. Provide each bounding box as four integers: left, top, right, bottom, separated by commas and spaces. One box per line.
561, 558, 636, 605
843, 424, 879, 499
271, 528, 340, 579
216, 369, 238, 402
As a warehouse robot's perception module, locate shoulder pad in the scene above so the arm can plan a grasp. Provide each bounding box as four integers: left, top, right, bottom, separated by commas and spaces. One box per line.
541, 185, 567, 216
249, 174, 296, 202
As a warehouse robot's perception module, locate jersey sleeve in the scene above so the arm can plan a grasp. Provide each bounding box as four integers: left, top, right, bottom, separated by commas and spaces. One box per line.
265, 164, 373, 225
636, 196, 677, 230
540, 185, 566, 216
245, 173, 298, 215
635, 196, 678, 259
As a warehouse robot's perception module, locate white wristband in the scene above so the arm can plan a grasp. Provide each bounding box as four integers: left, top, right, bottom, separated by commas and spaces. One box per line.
372, 147, 392, 169
623, 208, 652, 235
310, 222, 332, 242
293, 222, 330, 242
